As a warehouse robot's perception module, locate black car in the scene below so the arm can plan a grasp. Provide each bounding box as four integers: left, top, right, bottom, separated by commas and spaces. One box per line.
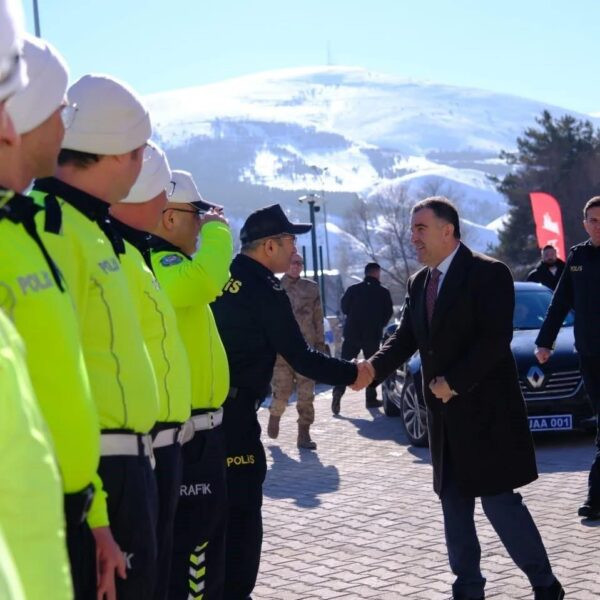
381, 282, 595, 447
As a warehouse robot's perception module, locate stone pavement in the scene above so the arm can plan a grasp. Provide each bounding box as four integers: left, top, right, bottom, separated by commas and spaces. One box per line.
254, 387, 600, 599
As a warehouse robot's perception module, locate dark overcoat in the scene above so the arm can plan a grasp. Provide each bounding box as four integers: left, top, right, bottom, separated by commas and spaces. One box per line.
371, 243, 538, 497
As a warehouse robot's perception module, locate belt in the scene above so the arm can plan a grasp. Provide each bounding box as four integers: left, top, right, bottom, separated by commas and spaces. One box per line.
179, 407, 224, 445
100, 432, 155, 466
64, 483, 95, 527
152, 426, 182, 449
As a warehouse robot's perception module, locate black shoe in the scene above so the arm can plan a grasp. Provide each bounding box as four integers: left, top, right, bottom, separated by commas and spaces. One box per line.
451, 595, 484, 600
365, 398, 383, 408
331, 392, 341, 415
578, 502, 600, 519
533, 579, 564, 600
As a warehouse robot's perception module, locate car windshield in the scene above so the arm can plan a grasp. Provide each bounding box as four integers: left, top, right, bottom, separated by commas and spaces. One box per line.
513, 288, 574, 330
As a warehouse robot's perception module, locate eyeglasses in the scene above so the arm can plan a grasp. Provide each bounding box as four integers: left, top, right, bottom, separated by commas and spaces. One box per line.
290, 260, 303, 266
0, 53, 21, 88
60, 102, 78, 129
585, 217, 600, 227
163, 206, 205, 218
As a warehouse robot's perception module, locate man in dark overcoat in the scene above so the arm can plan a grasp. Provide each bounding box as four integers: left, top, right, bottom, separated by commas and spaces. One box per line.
354, 197, 564, 600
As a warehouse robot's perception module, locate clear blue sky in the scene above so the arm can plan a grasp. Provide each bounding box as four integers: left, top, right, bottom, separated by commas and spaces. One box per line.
22, 0, 600, 114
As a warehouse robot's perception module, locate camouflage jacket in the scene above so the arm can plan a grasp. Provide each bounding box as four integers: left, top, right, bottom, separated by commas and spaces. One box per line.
281, 274, 325, 349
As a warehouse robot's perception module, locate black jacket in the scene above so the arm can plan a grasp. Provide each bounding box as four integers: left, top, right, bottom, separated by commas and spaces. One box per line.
536, 240, 600, 357
212, 254, 357, 398
526, 258, 565, 290
370, 244, 537, 497
341, 276, 393, 342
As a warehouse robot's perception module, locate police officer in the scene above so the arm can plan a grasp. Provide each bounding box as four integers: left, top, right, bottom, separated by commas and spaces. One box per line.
212, 204, 359, 599
536, 196, 600, 520
0, 4, 73, 596
31, 74, 160, 599
146, 169, 232, 599
110, 144, 192, 600
526, 245, 565, 290
269, 252, 327, 449
5, 34, 118, 600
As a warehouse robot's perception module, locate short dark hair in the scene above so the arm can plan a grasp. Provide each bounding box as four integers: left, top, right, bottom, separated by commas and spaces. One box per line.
542, 244, 556, 252
412, 196, 461, 239
584, 196, 600, 218
364, 262, 381, 276
58, 149, 101, 169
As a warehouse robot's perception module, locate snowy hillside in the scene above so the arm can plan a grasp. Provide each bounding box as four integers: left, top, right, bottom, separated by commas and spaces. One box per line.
145, 66, 598, 259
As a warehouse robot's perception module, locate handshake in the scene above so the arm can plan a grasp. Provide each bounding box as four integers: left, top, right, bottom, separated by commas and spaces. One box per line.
350, 360, 375, 391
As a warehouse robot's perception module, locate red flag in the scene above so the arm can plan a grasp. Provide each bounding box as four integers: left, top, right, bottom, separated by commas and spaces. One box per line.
529, 192, 566, 260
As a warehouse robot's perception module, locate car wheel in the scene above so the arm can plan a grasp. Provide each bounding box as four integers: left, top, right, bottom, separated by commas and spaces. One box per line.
382, 374, 401, 417
401, 377, 428, 447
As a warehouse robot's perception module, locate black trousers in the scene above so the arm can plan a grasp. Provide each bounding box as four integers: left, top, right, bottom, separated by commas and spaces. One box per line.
333, 337, 380, 401
98, 455, 158, 600
169, 426, 228, 600
580, 355, 600, 506
64, 487, 96, 600
153, 442, 183, 600
222, 393, 268, 600
441, 458, 554, 598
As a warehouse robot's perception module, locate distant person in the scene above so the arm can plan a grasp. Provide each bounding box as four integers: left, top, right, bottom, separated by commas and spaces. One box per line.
331, 262, 393, 414
354, 196, 564, 600
269, 253, 327, 450
535, 196, 600, 521
526, 245, 565, 290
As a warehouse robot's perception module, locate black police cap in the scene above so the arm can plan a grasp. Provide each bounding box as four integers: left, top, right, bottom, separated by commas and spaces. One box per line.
240, 204, 311, 244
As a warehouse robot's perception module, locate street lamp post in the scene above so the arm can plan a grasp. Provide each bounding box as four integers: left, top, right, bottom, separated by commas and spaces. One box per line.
32, 0, 41, 36
310, 165, 331, 270
298, 194, 320, 284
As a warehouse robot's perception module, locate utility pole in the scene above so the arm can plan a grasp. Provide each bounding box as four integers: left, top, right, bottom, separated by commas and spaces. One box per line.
310, 165, 331, 270
298, 194, 320, 284
32, 0, 41, 36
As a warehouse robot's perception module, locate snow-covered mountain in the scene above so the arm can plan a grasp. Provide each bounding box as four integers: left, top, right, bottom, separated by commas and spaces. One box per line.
146, 66, 599, 258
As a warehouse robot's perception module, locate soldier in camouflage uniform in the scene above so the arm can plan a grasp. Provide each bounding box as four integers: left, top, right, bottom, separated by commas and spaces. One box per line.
268, 253, 326, 449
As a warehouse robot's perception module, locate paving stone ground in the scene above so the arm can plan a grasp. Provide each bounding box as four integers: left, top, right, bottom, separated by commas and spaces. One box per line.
254, 386, 600, 599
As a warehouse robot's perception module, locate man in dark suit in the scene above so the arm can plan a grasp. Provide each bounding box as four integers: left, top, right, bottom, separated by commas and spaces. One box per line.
331, 262, 393, 414
526, 245, 565, 290
353, 197, 564, 600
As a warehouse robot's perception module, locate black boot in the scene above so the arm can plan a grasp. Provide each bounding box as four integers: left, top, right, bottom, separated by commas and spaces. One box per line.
578, 501, 600, 519
331, 389, 342, 415
533, 579, 564, 600
365, 387, 382, 408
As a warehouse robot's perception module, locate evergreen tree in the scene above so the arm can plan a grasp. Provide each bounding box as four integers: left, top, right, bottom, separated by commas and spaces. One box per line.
494, 110, 600, 272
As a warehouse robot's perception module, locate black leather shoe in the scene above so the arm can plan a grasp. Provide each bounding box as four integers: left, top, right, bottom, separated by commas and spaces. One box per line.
331, 392, 341, 415
578, 502, 600, 519
451, 596, 484, 600
533, 579, 564, 600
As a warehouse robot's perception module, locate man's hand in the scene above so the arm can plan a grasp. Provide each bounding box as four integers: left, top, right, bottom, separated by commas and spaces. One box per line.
534, 346, 552, 364
429, 376, 455, 404
350, 360, 375, 391
200, 208, 228, 228
92, 526, 126, 600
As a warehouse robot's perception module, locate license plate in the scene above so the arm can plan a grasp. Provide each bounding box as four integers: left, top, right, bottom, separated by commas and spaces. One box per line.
528, 414, 573, 431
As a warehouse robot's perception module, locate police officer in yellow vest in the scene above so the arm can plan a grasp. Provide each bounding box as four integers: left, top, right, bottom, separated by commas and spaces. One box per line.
269, 252, 326, 449
0, 4, 73, 596
145, 170, 233, 599
31, 74, 160, 599
110, 142, 192, 600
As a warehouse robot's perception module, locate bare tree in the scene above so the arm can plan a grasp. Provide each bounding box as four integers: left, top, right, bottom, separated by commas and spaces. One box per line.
346, 183, 417, 294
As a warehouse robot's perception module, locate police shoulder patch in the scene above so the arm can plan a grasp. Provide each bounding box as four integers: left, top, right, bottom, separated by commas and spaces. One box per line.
160, 253, 183, 267
269, 276, 283, 291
